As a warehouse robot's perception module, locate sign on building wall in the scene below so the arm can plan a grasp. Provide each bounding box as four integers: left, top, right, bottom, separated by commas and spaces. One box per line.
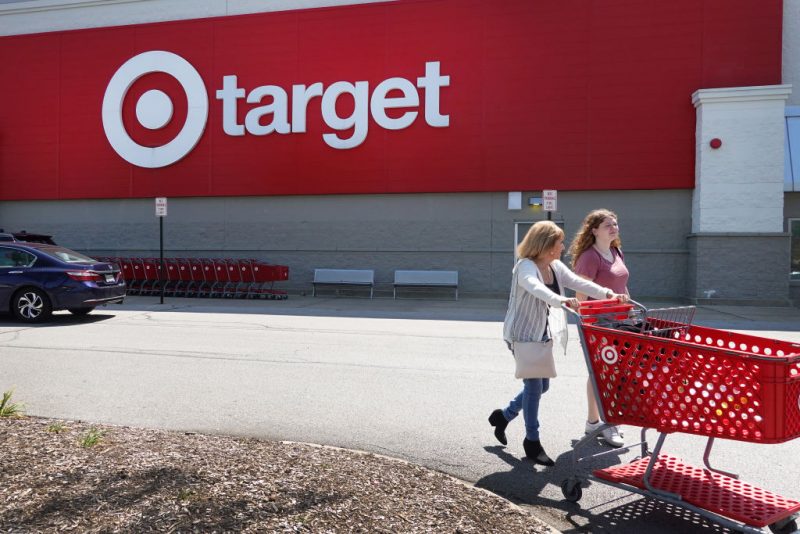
0, 0, 783, 200
155, 197, 167, 217
543, 190, 557, 212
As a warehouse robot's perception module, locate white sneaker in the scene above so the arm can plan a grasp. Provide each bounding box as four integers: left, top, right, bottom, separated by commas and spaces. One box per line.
585, 420, 624, 448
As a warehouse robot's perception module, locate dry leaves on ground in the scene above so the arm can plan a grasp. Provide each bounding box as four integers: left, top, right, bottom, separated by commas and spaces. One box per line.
0, 417, 552, 533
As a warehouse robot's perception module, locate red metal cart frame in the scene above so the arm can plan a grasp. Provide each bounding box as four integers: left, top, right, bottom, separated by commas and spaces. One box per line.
563, 300, 800, 534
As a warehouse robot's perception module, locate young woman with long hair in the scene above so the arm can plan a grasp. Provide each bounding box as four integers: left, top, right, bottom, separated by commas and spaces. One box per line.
568, 209, 630, 447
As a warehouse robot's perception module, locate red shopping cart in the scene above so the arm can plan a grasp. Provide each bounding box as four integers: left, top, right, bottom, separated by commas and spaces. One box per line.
562, 299, 800, 534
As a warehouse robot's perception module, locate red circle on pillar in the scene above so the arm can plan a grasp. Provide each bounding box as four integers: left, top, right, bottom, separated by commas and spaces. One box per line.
710, 138, 722, 149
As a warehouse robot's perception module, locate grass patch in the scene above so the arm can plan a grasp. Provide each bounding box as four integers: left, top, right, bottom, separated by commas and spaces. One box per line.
0, 390, 24, 418
47, 422, 67, 433
79, 427, 105, 448
177, 488, 197, 502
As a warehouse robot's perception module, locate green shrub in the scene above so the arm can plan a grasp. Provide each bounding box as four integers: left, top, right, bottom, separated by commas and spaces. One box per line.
0, 390, 24, 418
47, 422, 67, 433
79, 427, 105, 448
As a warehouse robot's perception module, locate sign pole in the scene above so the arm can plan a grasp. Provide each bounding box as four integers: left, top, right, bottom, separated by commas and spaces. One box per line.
159, 216, 164, 304
155, 197, 168, 305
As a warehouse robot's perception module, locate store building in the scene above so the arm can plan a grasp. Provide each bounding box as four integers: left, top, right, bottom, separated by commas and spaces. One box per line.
1, 0, 798, 303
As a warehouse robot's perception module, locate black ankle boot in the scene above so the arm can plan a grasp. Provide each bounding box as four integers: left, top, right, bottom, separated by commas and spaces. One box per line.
488, 409, 508, 445
523, 438, 554, 466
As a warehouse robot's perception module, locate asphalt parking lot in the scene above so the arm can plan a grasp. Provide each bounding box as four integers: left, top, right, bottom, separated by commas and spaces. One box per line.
2, 295, 799, 533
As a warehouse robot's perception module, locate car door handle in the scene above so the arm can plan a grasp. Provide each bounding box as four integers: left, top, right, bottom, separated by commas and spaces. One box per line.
8, 270, 23, 274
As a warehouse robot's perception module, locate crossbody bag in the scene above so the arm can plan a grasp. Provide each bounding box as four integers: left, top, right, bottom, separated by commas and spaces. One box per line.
509, 261, 557, 379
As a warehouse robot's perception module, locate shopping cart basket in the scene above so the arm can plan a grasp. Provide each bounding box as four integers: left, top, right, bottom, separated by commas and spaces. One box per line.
562, 299, 800, 534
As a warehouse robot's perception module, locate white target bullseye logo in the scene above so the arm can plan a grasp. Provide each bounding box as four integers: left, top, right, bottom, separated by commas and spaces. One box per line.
600, 345, 619, 365
102, 51, 208, 168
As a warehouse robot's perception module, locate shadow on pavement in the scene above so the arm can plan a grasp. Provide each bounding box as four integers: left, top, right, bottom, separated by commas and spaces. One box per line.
476, 438, 740, 534
560, 498, 736, 533
109, 296, 509, 323
475, 441, 623, 530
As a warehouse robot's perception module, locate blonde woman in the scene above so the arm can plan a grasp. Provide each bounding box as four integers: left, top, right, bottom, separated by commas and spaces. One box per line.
489, 221, 627, 465
568, 209, 630, 448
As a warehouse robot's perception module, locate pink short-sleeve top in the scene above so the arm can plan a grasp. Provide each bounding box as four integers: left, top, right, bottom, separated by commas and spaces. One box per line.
573, 246, 629, 296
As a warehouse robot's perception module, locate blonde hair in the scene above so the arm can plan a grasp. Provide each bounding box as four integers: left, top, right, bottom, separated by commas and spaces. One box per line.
568, 209, 621, 268
517, 221, 565, 260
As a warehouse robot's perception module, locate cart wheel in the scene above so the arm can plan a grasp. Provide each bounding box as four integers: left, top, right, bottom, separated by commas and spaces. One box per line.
561, 478, 582, 503
769, 516, 799, 534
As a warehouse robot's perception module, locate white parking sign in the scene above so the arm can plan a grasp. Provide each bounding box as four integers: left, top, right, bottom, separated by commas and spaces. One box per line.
543, 190, 557, 212
155, 197, 168, 217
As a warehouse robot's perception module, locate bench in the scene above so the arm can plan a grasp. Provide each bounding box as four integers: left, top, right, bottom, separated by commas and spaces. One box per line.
393, 270, 459, 300
312, 268, 374, 298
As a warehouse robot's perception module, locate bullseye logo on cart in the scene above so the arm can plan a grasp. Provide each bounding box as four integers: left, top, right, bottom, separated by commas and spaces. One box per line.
600, 346, 619, 365
102, 51, 451, 168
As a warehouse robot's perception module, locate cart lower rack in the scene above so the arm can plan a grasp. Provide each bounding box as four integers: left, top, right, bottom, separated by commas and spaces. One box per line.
562, 299, 800, 534
595, 453, 800, 529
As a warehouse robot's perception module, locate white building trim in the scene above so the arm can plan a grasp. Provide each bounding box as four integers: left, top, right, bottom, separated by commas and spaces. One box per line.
692, 84, 792, 233
692, 85, 793, 105
0, 0, 391, 36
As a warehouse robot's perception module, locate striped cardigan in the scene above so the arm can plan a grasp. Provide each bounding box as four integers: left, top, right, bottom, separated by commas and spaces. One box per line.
502, 259, 611, 354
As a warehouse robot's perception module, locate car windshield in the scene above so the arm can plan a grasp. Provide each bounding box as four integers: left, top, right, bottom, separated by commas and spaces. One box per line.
42, 247, 96, 264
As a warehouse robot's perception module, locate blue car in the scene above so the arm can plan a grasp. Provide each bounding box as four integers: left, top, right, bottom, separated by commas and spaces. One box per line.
0, 242, 125, 323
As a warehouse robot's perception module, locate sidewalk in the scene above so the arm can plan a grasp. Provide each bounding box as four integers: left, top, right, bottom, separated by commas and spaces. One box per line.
113, 294, 511, 322
113, 294, 800, 331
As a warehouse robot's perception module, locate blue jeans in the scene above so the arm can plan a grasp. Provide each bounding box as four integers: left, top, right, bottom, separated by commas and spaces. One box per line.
502, 378, 550, 441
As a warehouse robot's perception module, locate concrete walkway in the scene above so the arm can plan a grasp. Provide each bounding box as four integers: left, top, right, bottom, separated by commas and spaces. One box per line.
109, 294, 800, 328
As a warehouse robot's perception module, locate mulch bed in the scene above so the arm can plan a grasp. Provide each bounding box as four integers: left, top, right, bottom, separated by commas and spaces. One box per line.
0, 417, 552, 533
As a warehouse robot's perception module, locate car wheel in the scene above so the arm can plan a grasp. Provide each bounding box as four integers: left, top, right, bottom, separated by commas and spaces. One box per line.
12, 287, 52, 323
68, 307, 95, 316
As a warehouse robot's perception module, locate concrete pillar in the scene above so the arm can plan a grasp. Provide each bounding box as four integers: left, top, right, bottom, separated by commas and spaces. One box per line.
689, 85, 792, 304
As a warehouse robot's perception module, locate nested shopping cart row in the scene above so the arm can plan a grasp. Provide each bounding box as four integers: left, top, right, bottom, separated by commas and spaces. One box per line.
95, 256, 289, 299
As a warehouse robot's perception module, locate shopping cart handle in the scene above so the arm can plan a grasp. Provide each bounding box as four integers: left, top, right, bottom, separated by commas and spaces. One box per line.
579, 297, 635, 307
578, 297, 644, 308
563, 302, 581, 317
582, 298, 620, 305
567, 297, 646, 321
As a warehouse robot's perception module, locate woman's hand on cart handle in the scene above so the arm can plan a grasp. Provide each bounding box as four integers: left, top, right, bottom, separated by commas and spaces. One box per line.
561, 298, 581, 317
607, 291, 629, 303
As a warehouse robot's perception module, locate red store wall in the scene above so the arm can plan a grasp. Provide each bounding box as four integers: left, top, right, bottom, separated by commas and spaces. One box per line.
0, 0, 783, 200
